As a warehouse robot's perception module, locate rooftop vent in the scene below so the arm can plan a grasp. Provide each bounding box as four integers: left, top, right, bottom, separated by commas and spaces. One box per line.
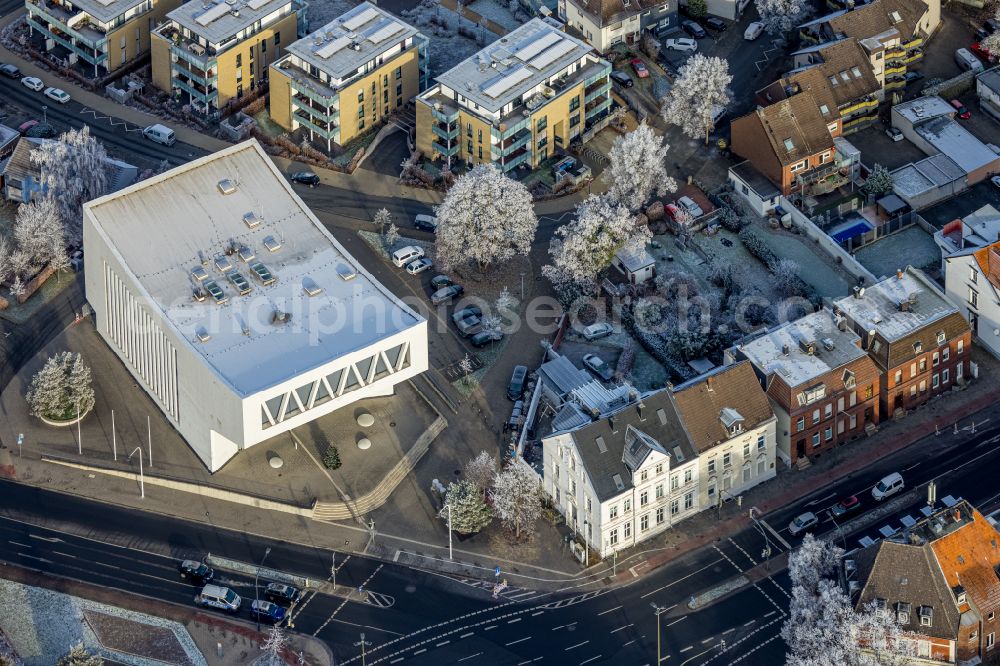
243, 211, 262, 228
195, 326, 212, 342
214, 255, 234, 273
302, 277, 323, 297
217, 178, 237, 195
336, 263, 357, 281
272, 309, 291, 324
822, 337, 835, 351
799, 339, 816, 355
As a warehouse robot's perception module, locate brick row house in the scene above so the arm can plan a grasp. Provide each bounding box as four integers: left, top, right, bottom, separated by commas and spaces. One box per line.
843, 501, 1000, 664
833, 266, 972, 419
727, 309, 881, 468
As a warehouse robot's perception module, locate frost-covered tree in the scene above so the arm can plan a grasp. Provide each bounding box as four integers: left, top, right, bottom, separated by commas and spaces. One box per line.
458, 353, 476, 387
8, 276, 25, 301
434, 164, 537, 271
464, 450, 497, 498
26, 351, 95, 421
863, 163, 894, 197
490, 459, 541, 540
496, 286, 517, 312
783, 535, 914, 666
57, 643, 103, 666
259, 624, 287, 666
984, 29, 1000, 56
756, 0, 811, 35
14, 198, 64, 269
373, 207, 391, 233
605, 122, 677, 211
30, 126, 113, 239
661, 54, 732, 144
439, 479, 493, 534
384, 222, 400, 253
773, 259, 805, 298
687, 0, 707, 17
544, 194, 650, 292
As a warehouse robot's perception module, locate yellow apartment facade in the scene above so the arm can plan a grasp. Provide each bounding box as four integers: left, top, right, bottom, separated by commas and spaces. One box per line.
415, 18, 612, 174
151, 0, 305, 113
25, 0, 181, 76
269, 2, 427, 150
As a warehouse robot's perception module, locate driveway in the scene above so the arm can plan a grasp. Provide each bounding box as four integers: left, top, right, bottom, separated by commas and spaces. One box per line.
358, 128, 409, 179
919, 180, 1000, 229
849, 124, 928, 170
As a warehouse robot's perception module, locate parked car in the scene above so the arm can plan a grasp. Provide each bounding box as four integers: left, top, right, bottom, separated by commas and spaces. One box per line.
290, 171, 320, 186
610, 70, 633, 88
788, 511, 819, 536
630, 58, 650, 78
681, 20, 707, 39
431, 284, 464, 305
507, 365, 528, 400
704, 17, 727, 32
413, 214, 438, 232
405, 257, 433, 275
885, 126, 904, 142
43, 87, 70, 103
871, 472, 904, 501
264, 583, 301, 605
744, 21, 764, 40
950, 99, 971, 119
831, 495, 861, 518
991, 175, 1000, 189
582, 353, 613, 381
21, 76, 44, 91
178, 559, 214, 584
0, 63, 21, 78
17, 119, 38, 135
23, 122, 55, 138
663, 38, 698, 53
903, 70, 924, 83
250, 600, 287, 624
677, 196, 704, 218
391, 245, 424, 267
971, 42, 996, 62
470, 329, 502, 347
430, 274, 453, 290
195, 585, 241, 613
582, 322, 614, 340
452, 306, 482, 323
455, 314, 483, 337
976, 26, 991, 42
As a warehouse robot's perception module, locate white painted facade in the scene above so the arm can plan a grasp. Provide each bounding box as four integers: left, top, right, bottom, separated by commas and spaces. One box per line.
557, 0, 640, 52
84, 140, 428, 471
944, 247, 1000, 361
697, 418, 777, 509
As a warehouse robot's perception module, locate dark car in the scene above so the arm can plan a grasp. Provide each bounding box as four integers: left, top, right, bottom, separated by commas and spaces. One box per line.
583, 353, 614, 381
452, 305, 482, 323
290, 171, 320, 186
904, 70, 924, 83
455, 314, 482, 337
507, 365, 528, 400
0, 63, 21, 79
470, 330, 502, 347
975, 26, 990, 42
610, 70, 633, 88
682, 20, 707, 39
264, 582, 301, 605
831, 495, 861, 518
431, 284, 464, 305
178, 559, 214, 584
413, 214, 438, 232
704, 17, 726, 32
430, 274, 453, 290
250, 600, 287, 624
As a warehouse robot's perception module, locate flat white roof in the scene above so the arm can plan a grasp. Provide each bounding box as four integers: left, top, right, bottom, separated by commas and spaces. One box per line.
85, 140, 423, 397
433, 18, 595, 114
739, 310, 866, 387
66, 0, 147, 23
914, 117, 1000, 176
282, 2, 420, 84
893, 96, 954, 125
833, 268, 956, 342
169, 0, 292, 44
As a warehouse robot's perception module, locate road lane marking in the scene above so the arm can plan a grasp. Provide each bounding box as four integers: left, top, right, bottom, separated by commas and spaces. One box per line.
413, 648, 426, 655
666, 617, 687, 626
458, 653, 481, 662
506, 637, 531, 646
389, 659, 403, 664
640, 559, 725, 599
52, 551, 76, 559
580, 656, 602, 665
744, 620, 756, 627
702, 637, 714, 644
722, 628, 736, 634
763, 610, 777, 619
623, 640, 635, 647
8, 542, 30, 548
565, 641, 589, 650
610, 624, 632, 634
531, 611, 544, 616
805, 492, 836, 507
759, 519, 792, 550
680, 646, 692, 653
598, 605, 622, 616
460, 632, 474, 638
508, 618, 521, 624
484, 625, 497, 631
436, 640, 450, 647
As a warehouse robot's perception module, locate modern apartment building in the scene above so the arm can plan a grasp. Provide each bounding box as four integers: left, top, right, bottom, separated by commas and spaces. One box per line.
25, 0, 182, 76
728, 309, 881, 468
269, 3, 427, 150
833, 267, 971, 419
556, 0, 676, 52
415, 18, 612, 173
82, 139, 428, 471
151, 0, 304, 113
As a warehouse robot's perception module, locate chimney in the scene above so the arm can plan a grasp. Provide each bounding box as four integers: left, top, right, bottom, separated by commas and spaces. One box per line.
954, 508, 962, 522
900, 300, 910, 312
706, 376, 714, 392
782, 343, 790, 355
637, 402, 645, 420
896, 268, 903, 280
609, 415, 618, 433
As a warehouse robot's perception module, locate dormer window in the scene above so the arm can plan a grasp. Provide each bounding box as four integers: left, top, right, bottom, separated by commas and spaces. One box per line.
936, 331, 946, 344
913, 341, 923, 354
783, 138, 795, 151
897, 602, 911, 624
842, 369, 856, 389
919, 606, 933, 626
874, 598, 887, 618
720, 407, 745, 435
890, 10, 902, 22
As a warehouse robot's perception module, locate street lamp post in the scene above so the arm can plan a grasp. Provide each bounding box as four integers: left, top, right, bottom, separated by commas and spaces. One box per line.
355, 633, 372, 666
127, 447, 144, 498
651, 602, 667, 664
41, 105, 47, 124
76, 400, 82, 455
749, 506, 774, 571
447, 503, 453, 560
254, 547, 272, 631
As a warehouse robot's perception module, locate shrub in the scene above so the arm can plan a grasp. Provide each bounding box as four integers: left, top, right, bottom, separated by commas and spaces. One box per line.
717, 207, 746, 232
738, 228, 778, 267
322, 445, 342, 470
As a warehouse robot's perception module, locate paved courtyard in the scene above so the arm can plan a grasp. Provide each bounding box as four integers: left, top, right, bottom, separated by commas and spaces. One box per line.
854, 226, 942, 280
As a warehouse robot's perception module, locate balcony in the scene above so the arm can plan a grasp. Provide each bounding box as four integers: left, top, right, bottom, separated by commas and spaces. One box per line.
430, 102, 459, 124
172, 76, 217, 104
291, 94, 337, 122
496, 128, 530, 158
796, 160, 854, 195
584, 80, 611, 103
884, 79, 906, 92
840, 97, 878, 117
171, 60, 217, 88
585, 97, 611, 118
499, 147, 530, 172
904, 50, 922, 63
293, 109, 338, 139
432, 122, 458, 141
26, 0, 106, 49
884, 64, 906, 77
902, 37, 922, 49
432, 140, 460, 157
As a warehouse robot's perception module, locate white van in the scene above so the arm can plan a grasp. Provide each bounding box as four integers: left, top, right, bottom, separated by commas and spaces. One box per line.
392, 245, 425, 267
955, 48, 984, 73
143, 123, 176, 146
195, 584, 241, 612
871, 472, 904, 501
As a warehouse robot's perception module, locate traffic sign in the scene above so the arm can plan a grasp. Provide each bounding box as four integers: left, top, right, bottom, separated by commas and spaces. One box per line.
494, 566, 501, 577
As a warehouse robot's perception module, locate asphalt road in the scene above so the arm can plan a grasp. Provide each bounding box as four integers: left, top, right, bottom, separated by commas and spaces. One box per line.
3, 414, 1000, 665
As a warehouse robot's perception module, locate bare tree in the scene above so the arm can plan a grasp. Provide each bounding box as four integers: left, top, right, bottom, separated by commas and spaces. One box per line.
464, 450, 497, 498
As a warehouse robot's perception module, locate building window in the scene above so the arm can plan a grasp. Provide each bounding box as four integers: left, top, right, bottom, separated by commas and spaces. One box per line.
812, 432, 820, 447
623, 499, 631, 513
610, 504, 618, 519
236, 53, 242, 67
743, 442, 750, 458
623, 521, 632, 539
919, 380, 926, 393
670, 499, 679, 515
236, 83, 243, 98
919, 359, 927, 372
609, 528, 619, 546
723, 453, 732, 468
865, 386, 873, 400
570, 113, 580, 127
824, 404, 832, 419
641, 514, 649, 531
812, 409, 820, 424
396, 83, 403, 98
683, 492, 693, 510
894, 370, 902, 384
958, 340, 964, 354
824, 427, 833, 441
274, 32, 280, 46
708, 485, 716, 501
757, 456, 766, 476
586, 497, 592, 513
943, 368, 950, 383
971, 268, 979, 283
796, 417, 805, 432
757, 434, 766, 451
670, 474, 679, 490
742, 463, 751, 483
970, 289, 979, 308
707, 459, 716, 474
910, 363, 917, 378
262, 39, 266, 53
655, 463, 663, 475
943, 347, 950, 362
988, 633, 995, 650
640, 490, 648, 507
640, 470, 648, 482
478, 146, 482, 159
395, 66, 402, 80
570, 96, 580, 112
684, 469, 692, 484
656, 507, 664, 524
467, 140, 472, 154
655, 484, 664, 499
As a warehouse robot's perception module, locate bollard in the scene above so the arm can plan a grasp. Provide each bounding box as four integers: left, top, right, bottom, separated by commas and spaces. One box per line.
217, 642, 223, 658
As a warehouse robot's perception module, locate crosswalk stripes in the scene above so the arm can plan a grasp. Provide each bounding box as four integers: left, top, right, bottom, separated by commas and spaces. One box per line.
539, 589, 605, 610
365, 590, 396, 608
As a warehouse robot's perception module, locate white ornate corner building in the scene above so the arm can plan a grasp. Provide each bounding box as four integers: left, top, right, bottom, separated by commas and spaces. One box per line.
83, 139, 428, 471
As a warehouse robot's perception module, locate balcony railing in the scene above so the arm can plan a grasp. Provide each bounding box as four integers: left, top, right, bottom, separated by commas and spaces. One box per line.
171, 60, 217, 88
172, 76, 217, 103
884, 79, 906, 92
884, 64, 906, 77
840, 98, 878, 117
26, 1, 107, 48
430, 105, 459, 124
902, 37, 922, 49
432, 140, 459, 157
585, 80, 611, 103
293, 110, 338, 139
290, 79, 337, 105
499, 147, 530, 171
585, 97, 611, 118
168, 40, 215, 69
29, 19, 108, 65
291, 95, 337, 122
496, 128, 530, 158
432, 122, 458, 141
904, 50, 922, 63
